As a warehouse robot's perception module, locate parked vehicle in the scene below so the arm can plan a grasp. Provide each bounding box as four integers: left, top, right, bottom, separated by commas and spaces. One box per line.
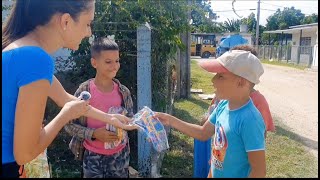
191, 33, 217, 58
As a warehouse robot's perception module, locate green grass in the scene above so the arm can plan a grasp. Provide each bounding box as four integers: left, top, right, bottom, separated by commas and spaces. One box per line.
261, 59, 308, 70
190, 60, 215, 94
161, 60, 318, 178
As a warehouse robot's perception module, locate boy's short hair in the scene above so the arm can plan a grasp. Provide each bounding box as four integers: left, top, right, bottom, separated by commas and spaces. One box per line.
198, 50, 264, 84
231, 45, 258, 56
90, 37, 119, 58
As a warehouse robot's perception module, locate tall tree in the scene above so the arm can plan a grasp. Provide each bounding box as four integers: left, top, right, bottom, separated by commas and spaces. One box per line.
266, 7, 305, 30
241, 12, 257, 33
301, 13, 318, 24
222, 18, 241, 32
190, 0, 222, 33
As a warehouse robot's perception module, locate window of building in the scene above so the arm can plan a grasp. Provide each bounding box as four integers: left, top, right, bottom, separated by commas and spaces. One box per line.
300, 37, 312, 54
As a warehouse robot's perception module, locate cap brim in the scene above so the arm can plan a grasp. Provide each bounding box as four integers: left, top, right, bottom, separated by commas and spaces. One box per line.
198, 60, 229, 73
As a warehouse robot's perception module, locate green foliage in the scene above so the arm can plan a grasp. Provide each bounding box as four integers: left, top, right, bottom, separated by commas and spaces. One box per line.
266, 7, 305, 30
263, 7, 316, 45
63, 0, 191, 113
241, 13, 256, 34
221, 18, 241, 33
240, 13, 267, 45
191, 0, 221, 33
301, 14, 318, 24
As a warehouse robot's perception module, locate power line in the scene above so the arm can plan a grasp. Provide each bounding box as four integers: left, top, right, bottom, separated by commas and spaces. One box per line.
260, 1, 285, 8
214, 9, 256, 12
213, 9, 276, 12
260, 1, 317, 15
261, 1, 317, 10
260, 8, 277, 12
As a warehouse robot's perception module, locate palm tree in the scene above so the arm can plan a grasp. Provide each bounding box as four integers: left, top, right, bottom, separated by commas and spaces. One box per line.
222, 18, 241, 32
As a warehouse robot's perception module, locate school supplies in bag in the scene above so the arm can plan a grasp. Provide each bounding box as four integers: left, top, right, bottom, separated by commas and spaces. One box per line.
131, 106, 169, 152
104, 106, 128, 149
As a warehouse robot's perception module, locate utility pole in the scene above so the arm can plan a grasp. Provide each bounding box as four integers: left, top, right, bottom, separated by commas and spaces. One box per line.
255, 0, 261, 47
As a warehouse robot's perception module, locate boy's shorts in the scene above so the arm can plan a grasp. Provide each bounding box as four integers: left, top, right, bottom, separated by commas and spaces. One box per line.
83, 144, 130, 178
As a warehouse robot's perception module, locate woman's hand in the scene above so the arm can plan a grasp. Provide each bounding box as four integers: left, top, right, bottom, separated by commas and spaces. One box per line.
59, 100, 91, 121
110, 114, 139, 131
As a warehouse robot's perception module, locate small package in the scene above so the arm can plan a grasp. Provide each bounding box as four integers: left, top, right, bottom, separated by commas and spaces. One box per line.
105, 107, 128, 149
131, 106, 169, 152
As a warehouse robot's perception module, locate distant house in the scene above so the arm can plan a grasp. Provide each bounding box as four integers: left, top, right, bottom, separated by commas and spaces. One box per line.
263, 23, 318, 69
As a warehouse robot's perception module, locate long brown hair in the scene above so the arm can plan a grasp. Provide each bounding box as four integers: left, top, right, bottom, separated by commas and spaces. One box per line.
2, 0, 94, 50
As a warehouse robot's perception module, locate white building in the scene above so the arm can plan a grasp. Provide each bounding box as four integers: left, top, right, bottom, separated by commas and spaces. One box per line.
264, 23, 318, 69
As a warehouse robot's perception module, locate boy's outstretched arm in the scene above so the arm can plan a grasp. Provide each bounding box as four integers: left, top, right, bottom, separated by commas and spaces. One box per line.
154, 112, 215, 141
248, 150, 266, 178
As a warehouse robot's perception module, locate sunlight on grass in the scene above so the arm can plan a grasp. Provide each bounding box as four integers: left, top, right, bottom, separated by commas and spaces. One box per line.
190, 60, 215, 94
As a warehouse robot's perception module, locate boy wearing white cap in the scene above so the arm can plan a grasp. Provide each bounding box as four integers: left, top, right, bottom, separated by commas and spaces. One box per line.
155, 50, 266, 178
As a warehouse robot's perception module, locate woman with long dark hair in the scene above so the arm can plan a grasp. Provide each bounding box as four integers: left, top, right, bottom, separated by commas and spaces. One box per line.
2, 0, 137, 177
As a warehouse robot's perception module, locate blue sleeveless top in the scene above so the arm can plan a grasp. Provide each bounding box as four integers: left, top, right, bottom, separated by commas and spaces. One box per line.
2, 46, 54, 164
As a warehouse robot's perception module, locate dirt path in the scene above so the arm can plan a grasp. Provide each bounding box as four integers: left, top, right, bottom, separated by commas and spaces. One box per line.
256, 64, 318, 158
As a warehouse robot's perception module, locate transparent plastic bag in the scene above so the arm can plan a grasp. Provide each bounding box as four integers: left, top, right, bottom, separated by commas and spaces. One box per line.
104, 106, 128, 149
131, 106, 169, 152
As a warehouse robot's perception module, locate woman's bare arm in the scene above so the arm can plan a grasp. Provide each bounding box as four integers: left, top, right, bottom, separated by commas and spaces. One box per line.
14, 79, 88, 165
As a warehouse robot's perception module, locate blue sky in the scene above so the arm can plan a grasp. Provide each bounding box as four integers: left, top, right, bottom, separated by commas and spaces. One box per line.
210, 0, 318, 26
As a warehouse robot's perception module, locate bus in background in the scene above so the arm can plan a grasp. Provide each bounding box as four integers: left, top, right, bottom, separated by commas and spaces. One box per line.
191, 33, 217, 58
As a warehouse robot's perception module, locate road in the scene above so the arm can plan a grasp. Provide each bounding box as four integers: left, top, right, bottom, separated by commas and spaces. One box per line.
257, 63, 318, 158
192, 57, 318, 158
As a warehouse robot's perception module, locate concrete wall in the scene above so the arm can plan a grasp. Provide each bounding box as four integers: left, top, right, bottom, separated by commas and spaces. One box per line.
291, 30, 317, 64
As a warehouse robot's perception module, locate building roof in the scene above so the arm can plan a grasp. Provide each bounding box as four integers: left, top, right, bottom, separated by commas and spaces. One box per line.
191, 33, 216, 36
289, 23, 318, 29
263, 23, 318, 34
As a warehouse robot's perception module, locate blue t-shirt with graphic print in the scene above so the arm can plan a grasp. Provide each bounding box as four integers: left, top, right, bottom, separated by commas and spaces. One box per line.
2, 46, 54, 164
208, 99, 265, 178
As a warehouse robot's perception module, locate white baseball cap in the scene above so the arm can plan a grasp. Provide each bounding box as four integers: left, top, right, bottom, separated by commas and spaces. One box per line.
198, 50, 264, 84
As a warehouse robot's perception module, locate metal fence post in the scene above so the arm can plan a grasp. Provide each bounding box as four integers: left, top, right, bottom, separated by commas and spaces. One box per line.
308, 46, 314, 68
137, 22, 153, 177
